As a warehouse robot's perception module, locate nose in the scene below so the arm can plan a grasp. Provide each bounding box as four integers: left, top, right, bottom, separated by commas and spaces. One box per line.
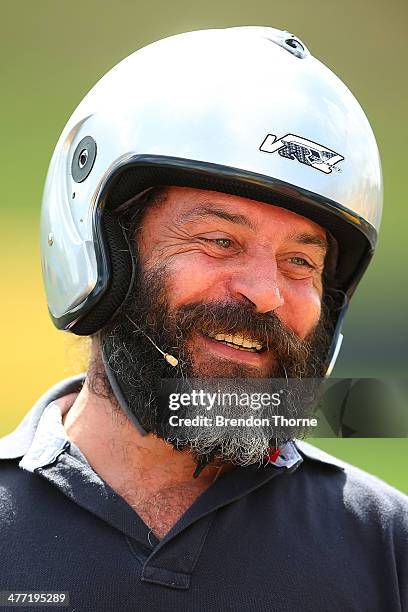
227, 253, 285, 314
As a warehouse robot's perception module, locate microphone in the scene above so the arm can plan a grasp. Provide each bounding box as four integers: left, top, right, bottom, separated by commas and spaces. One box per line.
125, 315, 179, 367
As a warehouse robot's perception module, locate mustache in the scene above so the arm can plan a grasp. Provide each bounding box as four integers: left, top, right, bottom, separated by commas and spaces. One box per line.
127, 265, 328, 365
162, 300, 318, 363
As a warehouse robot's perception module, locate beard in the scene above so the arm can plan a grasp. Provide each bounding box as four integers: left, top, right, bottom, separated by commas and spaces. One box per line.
92, 261, 332, 467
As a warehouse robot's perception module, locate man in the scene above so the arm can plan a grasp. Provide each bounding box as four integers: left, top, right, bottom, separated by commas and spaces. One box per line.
0, 27, 407, 611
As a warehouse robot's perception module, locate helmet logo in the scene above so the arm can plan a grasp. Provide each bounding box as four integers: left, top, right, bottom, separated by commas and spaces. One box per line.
260, 133, 344, 174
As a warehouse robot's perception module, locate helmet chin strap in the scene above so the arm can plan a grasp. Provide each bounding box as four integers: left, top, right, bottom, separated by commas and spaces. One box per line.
101, 344, 149, 436
325, 333, 344, 378
324, 295, 348, 378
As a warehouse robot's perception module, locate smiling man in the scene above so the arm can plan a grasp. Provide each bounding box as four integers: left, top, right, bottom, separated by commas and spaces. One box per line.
85, 185, 332, 476
0, 27, 407, 612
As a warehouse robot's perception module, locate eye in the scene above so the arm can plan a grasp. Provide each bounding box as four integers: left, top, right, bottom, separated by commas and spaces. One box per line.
213, 238, 232, 248
201, 237, 233, 249
288, 256, 313, 268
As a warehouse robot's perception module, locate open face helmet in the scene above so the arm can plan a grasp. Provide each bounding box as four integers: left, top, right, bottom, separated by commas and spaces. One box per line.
40, 26, 382, 376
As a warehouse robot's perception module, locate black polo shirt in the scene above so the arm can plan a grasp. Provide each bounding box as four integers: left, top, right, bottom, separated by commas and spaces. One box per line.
0, 375, 407, 612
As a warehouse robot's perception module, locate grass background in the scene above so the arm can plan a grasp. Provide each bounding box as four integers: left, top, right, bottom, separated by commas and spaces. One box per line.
1, 0, 407, 492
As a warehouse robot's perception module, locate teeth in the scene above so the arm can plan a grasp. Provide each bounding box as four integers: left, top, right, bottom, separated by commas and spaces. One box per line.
206, 331, 263, 351
232, 334, 244, 345
225, 342, 256, 352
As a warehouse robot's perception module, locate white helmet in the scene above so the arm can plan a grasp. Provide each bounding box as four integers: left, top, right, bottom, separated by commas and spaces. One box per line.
40, 26, 382, 373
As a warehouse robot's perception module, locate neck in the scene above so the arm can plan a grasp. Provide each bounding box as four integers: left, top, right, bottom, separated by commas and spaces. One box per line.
61, 377, 231, 537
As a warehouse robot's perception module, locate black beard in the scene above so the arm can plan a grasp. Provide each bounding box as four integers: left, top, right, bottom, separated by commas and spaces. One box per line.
92, 262, 332, 464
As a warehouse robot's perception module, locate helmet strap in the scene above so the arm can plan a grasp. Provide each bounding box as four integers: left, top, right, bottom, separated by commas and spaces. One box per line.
101, 344, 148, 436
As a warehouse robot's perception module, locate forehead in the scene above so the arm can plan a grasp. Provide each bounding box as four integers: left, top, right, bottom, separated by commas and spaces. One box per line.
159, 186, 326, 237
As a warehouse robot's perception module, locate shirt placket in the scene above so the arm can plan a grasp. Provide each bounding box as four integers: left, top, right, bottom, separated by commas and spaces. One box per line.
37, 453, 296, 589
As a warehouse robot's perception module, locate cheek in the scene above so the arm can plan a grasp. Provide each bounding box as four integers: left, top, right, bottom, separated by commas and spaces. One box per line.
162, 255, 225, 308
280, 281, 322, 338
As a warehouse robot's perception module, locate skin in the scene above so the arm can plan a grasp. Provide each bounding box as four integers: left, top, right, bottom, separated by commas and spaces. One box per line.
62, 187, 327, 538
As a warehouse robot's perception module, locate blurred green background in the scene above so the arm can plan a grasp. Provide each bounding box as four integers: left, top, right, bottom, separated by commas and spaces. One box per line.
1, 1, 407, 491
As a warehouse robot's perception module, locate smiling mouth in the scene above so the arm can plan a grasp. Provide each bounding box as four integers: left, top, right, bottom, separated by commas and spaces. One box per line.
203, 331, 264, 353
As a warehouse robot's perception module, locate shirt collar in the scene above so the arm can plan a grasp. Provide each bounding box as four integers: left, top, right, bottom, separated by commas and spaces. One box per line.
0, 374, 343, 472
0, 374, 84, 461
18, 401, 71, 472
294, 439, 345, 470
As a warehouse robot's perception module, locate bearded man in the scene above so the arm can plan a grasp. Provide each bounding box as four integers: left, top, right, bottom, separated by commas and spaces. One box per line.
0, 27, 407, 612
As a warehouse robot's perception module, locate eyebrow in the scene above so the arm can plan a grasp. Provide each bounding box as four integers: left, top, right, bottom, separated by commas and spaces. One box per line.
177, 203, 327, 252
177, 204, 257, 230
287, 231, 328, 253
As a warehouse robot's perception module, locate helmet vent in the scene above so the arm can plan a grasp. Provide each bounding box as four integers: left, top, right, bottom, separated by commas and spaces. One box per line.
284, 38, 305, 56
265, 30, 309, 59
78, 149, 89, 168
72, 136, 97, 183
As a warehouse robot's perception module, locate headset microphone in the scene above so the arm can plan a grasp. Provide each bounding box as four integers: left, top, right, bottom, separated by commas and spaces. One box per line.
125, 315, 179, 367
